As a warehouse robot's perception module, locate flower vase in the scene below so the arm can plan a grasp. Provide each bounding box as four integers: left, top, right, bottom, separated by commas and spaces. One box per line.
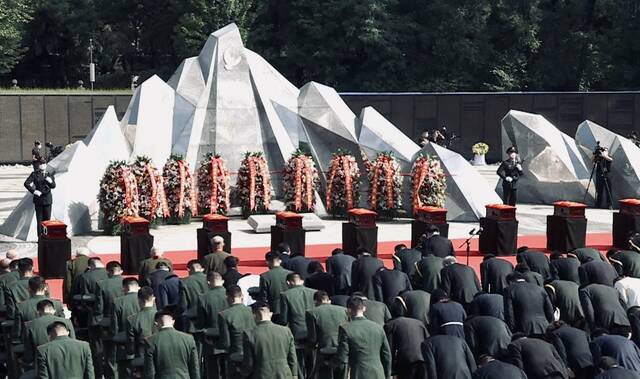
472, 153, 487, 166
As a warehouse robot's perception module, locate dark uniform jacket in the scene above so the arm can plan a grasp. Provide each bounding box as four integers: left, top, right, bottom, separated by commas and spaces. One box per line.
63, 255, 89, 304
94, 275, 123, 325
392, 248, 422, 277
304, 271, 335, 297
550, 257, 581, 283
507, 337, 568, 379
630, 306, 640, 347
16, 295, 64, 337
548, 325, 593, 371
144, 327, 200, 379
325, 253, 355, 294
111, 291, 140, 358
195, 286, 227, 351
472, 359, 527, 379
145, 269, 171, 299
351, 254, 384, 300
138, 258, 173, 283
24, 170, 56, 205
521, 269, 544, 286
126, 306, 157, 358
504, 280, 554, 335
337, 316, 392, 379
609, 250, 640, 278
363, 298, 391, 326
480, 257, 513, 294
157, 274, 181, 309
5, 277, 32, 319
373, 268, 412, 307
0, 270, 19, 309
218, 303, 256, 356
545, 280, 584, 326
463, 315, 511, 358
571, 248, 606, 264
414, 255, 443, 292
594, 366, 640, 379
579, 284, 630, 332
441, 263, 481, 306
36, 336, 93, 378
305, 303, 348, 349
385, 316, 429, 365
420, 235, 455, 258
242, 320, 297, 379
429, 300, 466, 339
203, 251, 230, 275
222, 269, 245, 288
179, 272, 207, 332
24, 314, 76, 365
470, 293, 504, 320
284, 256, 314, 280
517, 249, 551, 280
421, 334, 476, 379
497, 159, 522, 189
280, 284, 316, 340
591, 334, 640, 372
259, 266, 292, 316
579, 260, 618, 287
401, 290, 431, 325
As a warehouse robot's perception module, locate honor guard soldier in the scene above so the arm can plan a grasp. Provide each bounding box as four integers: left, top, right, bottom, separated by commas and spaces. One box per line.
24, 158, 56, 236
497, 146, 523, 206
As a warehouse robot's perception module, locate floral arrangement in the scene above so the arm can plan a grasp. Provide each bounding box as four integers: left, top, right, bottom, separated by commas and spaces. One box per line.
326, 148, 360, 216
131, 156, 169, 222
162, 154, 197, 223
197, 153, 231, 215
472, 142, 489, 155
97, 160, 140, 235
283, 149, 319, 212
236, 152, 272, 216
364, 151, 403, 218
411, 154, 447, 209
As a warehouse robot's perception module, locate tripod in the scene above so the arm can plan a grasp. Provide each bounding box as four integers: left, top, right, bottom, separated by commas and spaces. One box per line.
458, 228, 482, 266
583, 159, 613, 209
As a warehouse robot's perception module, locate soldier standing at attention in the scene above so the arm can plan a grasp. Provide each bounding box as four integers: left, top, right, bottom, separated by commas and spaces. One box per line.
497, 146, 523, 206
23, 158, 56, 236
36, 321, 94, 377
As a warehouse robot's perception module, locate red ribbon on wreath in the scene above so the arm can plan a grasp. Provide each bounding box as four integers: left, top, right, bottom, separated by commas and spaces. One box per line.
248, 158, 257, 211
260, 158, 270, 209
119, 166, 135, 220
208, 157, 230, 214
294, 157, 303, 211
343, 157, 354, 209
153, 168, 170, 218
384, 158, 394, 209
178, 161, 186, 218
371, 160, 380, 210
326, 159, 338, 211
304, 157, 314, 210
412, 158, 430, 209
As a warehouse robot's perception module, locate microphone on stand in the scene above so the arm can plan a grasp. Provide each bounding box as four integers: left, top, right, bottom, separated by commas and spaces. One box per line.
476, 227, 484, 235
468, 228, 476, 235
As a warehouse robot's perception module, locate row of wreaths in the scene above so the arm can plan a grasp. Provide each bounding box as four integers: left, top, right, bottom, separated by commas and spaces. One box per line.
97, 149, 447, 233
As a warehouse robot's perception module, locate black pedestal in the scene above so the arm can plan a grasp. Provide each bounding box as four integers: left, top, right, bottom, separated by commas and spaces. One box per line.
270, 226, 306, 256
342, 223, 378, 256
411, 220, 449, 249
613, 212, 640, 249
546, 216, 587, 252
37, 237, 71, 279
120, 233, 154, 274
479, 218, 518, 256
196, 229, 232, 260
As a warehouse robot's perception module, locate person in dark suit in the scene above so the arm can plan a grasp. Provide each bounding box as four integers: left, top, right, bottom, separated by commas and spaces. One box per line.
516, 247, 552, 280
138, 247, 173, 284
304, 261, 335, 296
325, 248, 355, 295
507, 334, 568, 379
418, 225, 455, 258
473, 355, 527, 379
421, 334, 477, 379
504, 272, 554, 336
144, 261, 172, 301
385, 297, 429, 379
157, 272, 181, 310
594, 356, 640, 379
480, 255, 513, 294
579, 258, 618, 287
545, 279, 585, 328
24, 158, 56, 236
497, 145, 523, 206
392, 244, 422, 278
285, 254, 315, 281
400, 289, 431, 326
590, 330, 640, 372
413, 254, 443, 293
629, 306, 640, 347
469, 292, 504, 321
546, 321, 594, 378
464, 314, 511, 360
351, 249, 384, 300
549, 252, 580, 284
440, 256, 481, 309
373, 267, 412, 307
515, 263, 544, 286
608, 248, 640, 278
570, 247, 606, 264
579, 283, 631, 336
428, 289, 466, 339
221, 255, 245, 289
276, 242, 293, 268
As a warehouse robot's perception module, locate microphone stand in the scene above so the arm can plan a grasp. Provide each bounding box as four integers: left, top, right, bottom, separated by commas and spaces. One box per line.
458, 229, 482, 266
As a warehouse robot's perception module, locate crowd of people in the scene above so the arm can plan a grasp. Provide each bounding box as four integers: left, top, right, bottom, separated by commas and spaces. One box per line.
1, 227, 640, 378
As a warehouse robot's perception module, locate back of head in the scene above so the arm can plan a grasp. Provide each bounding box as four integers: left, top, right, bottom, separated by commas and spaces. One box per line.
331, 248, 344, 256
483, 254, 496, 262
515, 263, 530, 273
106, 261, 122, 274
207, 271, 223, 285
286, 272, 302, 284
154, 309, 175, 326
506, 271, 525, 283
550, 251, 563, 260
427, 224, 440, 234
389, 297, 407, 318
226, 285, 243, 299
516, 246, 529, 255
394, 244, 407, 253
251, 301, 272, 321
28, 276, 46, 293
598, 356, 620, 371
307, 260, 323, 274
88, 257, 102, 269
138, 286, 155, 303
355, 247, 369, 256
156, 261, 170, 271
443, 256, 457, 267
347, 296, 366, 313
4, 250, 18, 261
314, 290, 330, 304
212, 236, 225, 249
123, 277, 139, 291
187, 259, 203, 272
224, 255, 239, 269
18, 258, 34, 275
150, 247, 163, 258
0, 258, 11, 270
276, 242, 291, 255
46, 321, 69, 337
37, 299, 55, 314
430, 288, 449, 304
265, 251, 280, 263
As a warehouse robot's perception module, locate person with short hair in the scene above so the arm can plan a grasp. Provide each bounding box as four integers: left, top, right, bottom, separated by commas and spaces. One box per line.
504, 271, 555, 336
352, 292, 391, 326
549, 251, 580, 284
222, 255, 245, 288
139, 247, 173, 283
15, 276, 64, 339
580, 283, 631, 336
428, 289, 466, 339
179, 259, 208, 333
203, 235, 231, 275
545, 321, 594, 378
63, 247, 91, 304
218, 285, 256, 376
413, 252, 444, 293
590, 330, 640, 372
517, 248, 552, 281
418, 225, 455, 258
480, 254, 514, 294
145, 261, 172, 300
351, 249, 384, 300
197, 271, 228, 378
464, 313, 511, 360
608, 248, 640, 278
126, 286, 157, 361
112, 277, 141, 377
579, 258, 619, 287
544, 279, 585, 328
515, 262, 544, 287
440, 256, 481, 310
5, 258, 36, 319
337, 296, 391, 379
392, 244, 422, 278
304, 260, 335, 296
472, 354, 527, 379
385, 297, 429, 379
36, 321, 93, 377
594, 356, 639, 379
23, 299, 76, 367
421, 330, 477, 378
507, 334, 568, 379
325, 248, 355, 295
469, 292, 505, 321
259, 251, 292, 320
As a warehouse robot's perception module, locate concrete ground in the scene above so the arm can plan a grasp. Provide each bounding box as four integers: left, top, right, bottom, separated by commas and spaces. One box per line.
0, 164, 616, 257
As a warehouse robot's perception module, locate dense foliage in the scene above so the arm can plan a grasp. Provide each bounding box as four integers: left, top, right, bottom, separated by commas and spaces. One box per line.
3, 0, 640, 91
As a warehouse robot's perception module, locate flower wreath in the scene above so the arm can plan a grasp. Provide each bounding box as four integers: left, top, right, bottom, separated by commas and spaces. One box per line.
236, 152, 272, 216
162, 154, 197, 223
97, 160, 140, 234
131, 156, 169, 222
364, 151, 403, 218
411, 154, 447, 209
197, 153, 231, 215
283, 149, 319, 212
326, 148, 360, 216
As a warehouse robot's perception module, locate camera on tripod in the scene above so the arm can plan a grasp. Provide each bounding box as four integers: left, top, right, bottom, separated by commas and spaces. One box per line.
593, 141, 605, 157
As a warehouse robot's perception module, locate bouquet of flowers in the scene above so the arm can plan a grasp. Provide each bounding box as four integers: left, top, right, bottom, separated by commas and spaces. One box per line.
472, 142, 489, 155
364, 151, 403, 218
131, 156, 169, 223
197, 153, 231, 215
97, 160, 140, 235
162, 154, 197, 224
326, 148, 360, 217
236, 152, 272, 216
411, 154, 447, 209
283, 149, 319, 212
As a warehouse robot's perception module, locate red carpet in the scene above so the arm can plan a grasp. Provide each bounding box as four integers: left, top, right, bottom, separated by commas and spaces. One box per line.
37, 232, 613, 301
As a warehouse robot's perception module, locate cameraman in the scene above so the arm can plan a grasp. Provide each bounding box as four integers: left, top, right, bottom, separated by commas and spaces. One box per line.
593, 145, 613, 209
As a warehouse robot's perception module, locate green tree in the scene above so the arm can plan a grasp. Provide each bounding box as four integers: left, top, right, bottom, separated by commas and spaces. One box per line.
0, 0, 32, 75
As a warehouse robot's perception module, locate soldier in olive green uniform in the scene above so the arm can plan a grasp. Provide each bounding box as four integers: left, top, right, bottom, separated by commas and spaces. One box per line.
111, 277, 141, 378
242, 301, 298, 379
413, 254, 444, 292
144, 309, 200, 379
63, 248, 90, 304
218, 285, 256, 377
259, 251, 292, 321
203, 236, 231, 275
179, 259, 208, 334
196, 271, 228, 378
139, 247, 173, 283
306, 291, 349, 379
15, 277, 64, 338
95, 261, 125, 379
5, 258, 36, 319
36, 321, 94, 378
126, 286, 157, 377
23, 299, 76, 368
281, 272, 316, 378
0, 259, 20, 313
337, 296, 392, 379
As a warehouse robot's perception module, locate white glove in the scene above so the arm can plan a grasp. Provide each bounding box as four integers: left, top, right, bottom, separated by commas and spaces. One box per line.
33, 190, 42, 197
505, 176, 513, 183
45, 176, 53, 184
516, 164, 522, 171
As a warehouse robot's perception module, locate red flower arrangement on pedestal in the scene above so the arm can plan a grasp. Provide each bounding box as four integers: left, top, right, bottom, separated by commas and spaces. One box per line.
326, 148, 360, 217
364, 151, 403, 218
236, 152, 272, 216
162, 154, 197, 224
411, 154, 447, 209
131, 156, 170, 223
283, 150, 319, 212
197, 153, 231, 215
97, 160, 140, 235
